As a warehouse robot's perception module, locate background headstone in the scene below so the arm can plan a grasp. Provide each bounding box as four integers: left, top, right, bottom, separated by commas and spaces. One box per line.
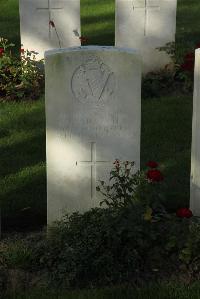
45, 46, 141, 224
115, 0, 177, 73
19, 0, 81, 60
190, 49, 200, 216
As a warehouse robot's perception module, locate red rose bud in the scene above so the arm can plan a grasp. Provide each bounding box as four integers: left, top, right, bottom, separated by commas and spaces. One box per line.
113, 159, 120, 165
181, 52, 195, 72
176, 208, 193, 218
0, 48, 4, 57
113, 159, 120, 172
147, 161, 158, 168
147, 169, 164, 182
49, 20, 55, 28
195, 43, 200, 49
184, 52, 195, 61
20, 48, 25, 54
79, 36, 88, 43
181, 61, 194, 72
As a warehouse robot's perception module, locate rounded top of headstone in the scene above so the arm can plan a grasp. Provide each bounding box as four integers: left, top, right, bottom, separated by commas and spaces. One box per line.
44, 46, 140, 58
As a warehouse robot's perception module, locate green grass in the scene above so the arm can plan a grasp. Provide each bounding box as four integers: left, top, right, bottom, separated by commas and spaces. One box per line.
0, 0, 199, 227
141, 95, 193, 210
176, 0, 200, 52
4, 283, 200, 299
81, 0, 115, 45
0, 0, 20, 50
0, 100, 46, 228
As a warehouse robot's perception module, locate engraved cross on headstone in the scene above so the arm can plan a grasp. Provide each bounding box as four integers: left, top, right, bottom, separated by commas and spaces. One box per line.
133, 0, 160, 36
76, 142, 111, 199
36, 0, 63, 38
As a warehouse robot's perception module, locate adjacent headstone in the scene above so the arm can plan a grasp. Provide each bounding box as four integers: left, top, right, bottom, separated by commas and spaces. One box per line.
19, 0, 81, 60
115, 0, 177, 73
190, 49, 200, 216
45, 46, 141, 224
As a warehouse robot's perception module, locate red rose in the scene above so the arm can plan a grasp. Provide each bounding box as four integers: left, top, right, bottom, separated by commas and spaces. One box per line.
20, 48, 25, 54
49, 20, 55, 28
147, 169, 164, 182
0, 48, 4, 57
147, 161, 158, 168
176, 208, 193, 218
181, 52, 195, 72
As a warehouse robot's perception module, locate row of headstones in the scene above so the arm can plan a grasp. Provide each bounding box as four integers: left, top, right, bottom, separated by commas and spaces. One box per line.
45, 46, 200, 224
19, 0, 177, 73
19, 0, 196, 224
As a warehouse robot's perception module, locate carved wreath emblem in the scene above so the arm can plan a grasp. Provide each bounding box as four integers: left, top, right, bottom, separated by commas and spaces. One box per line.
71, 55, 115, 105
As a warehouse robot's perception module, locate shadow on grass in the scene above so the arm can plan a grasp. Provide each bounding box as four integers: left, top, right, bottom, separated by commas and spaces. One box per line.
0, 101, 46, 231
81, 0, 115, 46
141, 95, 193, 210
0, 0, 20, 52
0, 132, 45, 178
1, 162, 47, 231
83, 32, 115, 46
0, 101, 46, 177
82, 13, 115, 27
176, 0, 200, 51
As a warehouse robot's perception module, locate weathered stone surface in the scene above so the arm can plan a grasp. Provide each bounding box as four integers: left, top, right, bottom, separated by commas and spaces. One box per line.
115, 0, 177, 73
45, 46, 141, 224
19, 0, 81, 60
191, 49, 200, 215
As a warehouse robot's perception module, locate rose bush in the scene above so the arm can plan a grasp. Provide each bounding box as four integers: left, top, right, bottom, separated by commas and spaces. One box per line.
0, 160, 199, 291
0, 37, 44, 101
96, 160, 166, 220
143, 41, 200, 97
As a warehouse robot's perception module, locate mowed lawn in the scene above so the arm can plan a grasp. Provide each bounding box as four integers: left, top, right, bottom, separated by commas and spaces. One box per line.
0, 0, 200, 228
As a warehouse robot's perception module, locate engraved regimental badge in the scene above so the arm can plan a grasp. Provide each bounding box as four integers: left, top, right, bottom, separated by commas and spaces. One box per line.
71, 55, 115, 105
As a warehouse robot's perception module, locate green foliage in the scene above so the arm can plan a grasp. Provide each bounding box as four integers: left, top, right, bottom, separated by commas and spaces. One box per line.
0, 38, 44, 101
142, 69, 177, 98
97, 161, 166, 219
0, 239, 33, 270
44, 209, 139, 286
97, 161, 147, 208
46, 210, 200, 287
0, 210, 199, 290
178, 219, 200, 281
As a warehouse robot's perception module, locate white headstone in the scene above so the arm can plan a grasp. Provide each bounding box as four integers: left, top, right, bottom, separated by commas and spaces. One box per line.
115, 0, 177, 73
45, 46, 141, 224
190, 49, 200, 215
19, 0, 81, 60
